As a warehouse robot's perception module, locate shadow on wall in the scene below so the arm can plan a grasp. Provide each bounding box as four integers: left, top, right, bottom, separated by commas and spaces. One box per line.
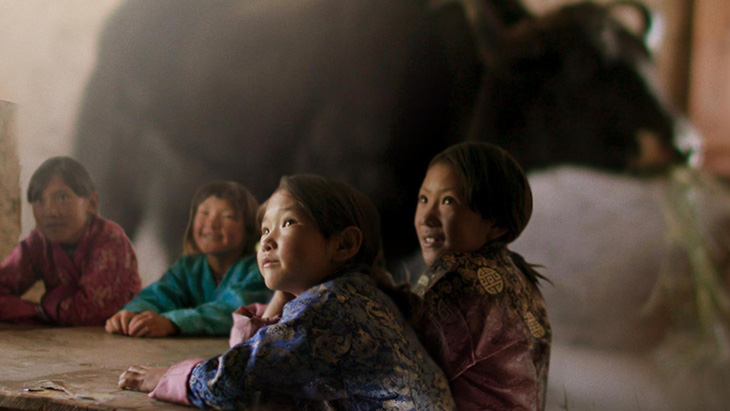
74, 0, 681, 275
74, 0, 730, 409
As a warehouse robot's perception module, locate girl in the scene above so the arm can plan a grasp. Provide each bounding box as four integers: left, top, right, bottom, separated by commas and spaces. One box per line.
118, 174, 455, 410
0, 156, 141, 325
413, 142, 551, 411
105, 181, 271, 337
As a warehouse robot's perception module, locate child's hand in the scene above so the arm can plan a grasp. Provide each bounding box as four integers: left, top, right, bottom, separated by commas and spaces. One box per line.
118, 365, 168, 392
262, 291, 295, 318
105, 310, 137, 335
127, 311, 179, 337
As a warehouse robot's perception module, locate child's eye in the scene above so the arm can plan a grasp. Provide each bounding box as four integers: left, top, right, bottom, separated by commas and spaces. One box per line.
418, 195, 428, 204
442, 196, 456, 205
261, 227, 270, 235
57, 194, 69, 201
223, 214, 236, 220
283, 219, 296, 227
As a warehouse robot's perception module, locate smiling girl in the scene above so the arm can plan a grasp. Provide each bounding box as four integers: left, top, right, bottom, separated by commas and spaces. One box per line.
413, 142, 551, 411
105, 181, 271, 337
118, 174, 455, 409
0, 156, 141, 325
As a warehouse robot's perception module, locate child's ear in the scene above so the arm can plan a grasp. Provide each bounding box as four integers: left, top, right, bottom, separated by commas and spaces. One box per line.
488, 226, 509, 243
332, 226, 362, 263
87, 191, 100, 215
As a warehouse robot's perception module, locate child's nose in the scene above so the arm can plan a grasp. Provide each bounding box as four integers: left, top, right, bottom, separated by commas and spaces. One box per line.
417, 206, 440, 227
209, 215, 222, 228
260, 235, 276, 251
44, 201, 62, 217
423, 213, 441, 227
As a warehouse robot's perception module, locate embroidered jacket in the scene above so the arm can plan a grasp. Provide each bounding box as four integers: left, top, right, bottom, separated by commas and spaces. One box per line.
413, 244, 551, 411
122, 254, 271, 336
150, 270, 456, 410
0, 215, 141, 325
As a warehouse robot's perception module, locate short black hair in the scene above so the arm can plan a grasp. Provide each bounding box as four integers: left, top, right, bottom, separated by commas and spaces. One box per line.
272, 174, 382, 269
429, 142, 532, 244
183, 181, 259, 256
27, 156, 96, 203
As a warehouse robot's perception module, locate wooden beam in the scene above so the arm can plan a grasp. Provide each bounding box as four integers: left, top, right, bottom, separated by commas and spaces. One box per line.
688, 0, 730, 175
0, 101, 20, 260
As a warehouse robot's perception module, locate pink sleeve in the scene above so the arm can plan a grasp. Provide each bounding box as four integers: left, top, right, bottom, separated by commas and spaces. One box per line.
148, 359, 205, 405
0, 237, 45, 323
0, 238, 40, 296
0, 295, 42, 323
229, 303, 280, 347
43, 221, 142, 326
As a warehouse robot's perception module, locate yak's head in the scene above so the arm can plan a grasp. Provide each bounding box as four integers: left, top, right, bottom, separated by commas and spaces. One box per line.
468, 0, 686, 173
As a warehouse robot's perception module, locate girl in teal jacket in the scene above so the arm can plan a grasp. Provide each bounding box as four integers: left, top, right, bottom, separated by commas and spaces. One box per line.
105, 181, 271, 337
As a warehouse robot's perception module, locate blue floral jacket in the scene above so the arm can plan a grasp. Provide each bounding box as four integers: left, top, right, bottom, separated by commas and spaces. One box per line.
187, 270, 455, 410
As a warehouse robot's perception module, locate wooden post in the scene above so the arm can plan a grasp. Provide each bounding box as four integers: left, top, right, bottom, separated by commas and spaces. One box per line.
0, 101, 20, 259
689, 0, 730, 176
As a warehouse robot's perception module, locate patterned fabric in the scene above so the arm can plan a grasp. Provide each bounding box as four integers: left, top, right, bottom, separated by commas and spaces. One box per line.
123, 254, 271, 336
413, 244, 551, 411
228, 303, 278, 348
0, 215, 141, 325
186, 270, 455, 410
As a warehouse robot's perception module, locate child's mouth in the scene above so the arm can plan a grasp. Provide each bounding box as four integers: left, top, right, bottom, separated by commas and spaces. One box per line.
200, 233, 223, 240
422, 236, 444, 247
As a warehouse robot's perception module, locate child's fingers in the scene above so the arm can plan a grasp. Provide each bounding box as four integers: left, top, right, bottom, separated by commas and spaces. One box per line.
105, 312, 127, 334
128, 317, 150, 337
119, 366, 167, 392
118, 368, 141, 390
119, 310, 137, 335
104, 317, 119, 334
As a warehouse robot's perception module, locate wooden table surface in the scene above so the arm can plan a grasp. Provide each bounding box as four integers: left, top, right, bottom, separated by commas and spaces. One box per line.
0, 324, 230, 410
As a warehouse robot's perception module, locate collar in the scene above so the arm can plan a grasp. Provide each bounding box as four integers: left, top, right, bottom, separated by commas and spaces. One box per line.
411, 241, 508, 296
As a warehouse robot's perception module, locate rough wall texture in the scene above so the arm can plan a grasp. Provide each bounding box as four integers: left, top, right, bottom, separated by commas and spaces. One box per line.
0, 101, 20, 260
0, 0, 122, 239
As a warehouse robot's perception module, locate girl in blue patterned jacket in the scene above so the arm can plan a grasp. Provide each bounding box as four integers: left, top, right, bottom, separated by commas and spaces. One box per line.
105, 181, 271, 337
118, 174, 455, 410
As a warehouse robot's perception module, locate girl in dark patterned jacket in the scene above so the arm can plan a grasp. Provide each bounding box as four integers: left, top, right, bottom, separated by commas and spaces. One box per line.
413, 142, 551, 411
0, 156, 140, 325
118, 174, 455, 410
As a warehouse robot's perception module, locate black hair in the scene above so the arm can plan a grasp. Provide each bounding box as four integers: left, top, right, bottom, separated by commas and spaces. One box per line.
183, 181, 259, 256
429, 142, 548, 285
271, 174, 423, 320
27, 156, 96, 203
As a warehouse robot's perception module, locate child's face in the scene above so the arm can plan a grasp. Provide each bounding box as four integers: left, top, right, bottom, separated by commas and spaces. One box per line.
257, 190, 338, 296
414, 163, 505, 266
193, 196, 246, 257
31, 174, 96, 245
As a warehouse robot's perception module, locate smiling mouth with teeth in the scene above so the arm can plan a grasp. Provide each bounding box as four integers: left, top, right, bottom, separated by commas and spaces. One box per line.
423, 236, 444, 246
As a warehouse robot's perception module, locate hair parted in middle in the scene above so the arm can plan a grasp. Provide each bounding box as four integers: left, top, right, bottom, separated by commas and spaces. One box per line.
266, 173, 425, 320
429, 141, 533, 245
183, 180, 259, 256
266, 174, 383, 271
428, 141, 549, 286
27, 156, 97, 204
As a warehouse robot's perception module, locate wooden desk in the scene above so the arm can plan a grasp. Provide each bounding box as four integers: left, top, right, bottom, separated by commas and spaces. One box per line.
0, 324, 229, 410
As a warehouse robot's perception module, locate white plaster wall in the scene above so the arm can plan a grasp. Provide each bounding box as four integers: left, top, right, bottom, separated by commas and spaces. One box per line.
0, 1, 169, 285
0, 0, 122, 239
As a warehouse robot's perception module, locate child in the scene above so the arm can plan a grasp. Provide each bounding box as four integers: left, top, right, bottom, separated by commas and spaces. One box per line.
0, 156, 141, 325
412, 142, 551, 411
118, 174, 455, 409
105, 181, 272, 337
